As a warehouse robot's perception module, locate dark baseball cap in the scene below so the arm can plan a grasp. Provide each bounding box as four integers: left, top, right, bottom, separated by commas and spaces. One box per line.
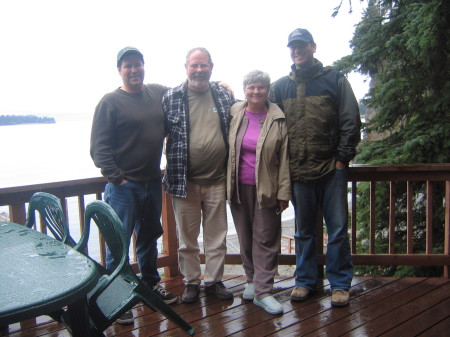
287, 28, 314, 47
117, 46, 144, 66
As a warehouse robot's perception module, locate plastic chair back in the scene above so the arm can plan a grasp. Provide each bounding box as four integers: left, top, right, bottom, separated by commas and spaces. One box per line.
25, 192, 76, 247
24, 192, 76, 324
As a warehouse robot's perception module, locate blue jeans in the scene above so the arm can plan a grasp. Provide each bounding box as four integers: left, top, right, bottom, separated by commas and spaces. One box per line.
104, 178, 162, 286
292, 168, 353, 291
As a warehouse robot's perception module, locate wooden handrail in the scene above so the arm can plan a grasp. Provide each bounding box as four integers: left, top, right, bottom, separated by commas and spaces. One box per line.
1, 164, 449, 278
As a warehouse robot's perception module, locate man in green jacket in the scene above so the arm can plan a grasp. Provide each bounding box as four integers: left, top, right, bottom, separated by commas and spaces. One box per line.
269, 28, 361, 307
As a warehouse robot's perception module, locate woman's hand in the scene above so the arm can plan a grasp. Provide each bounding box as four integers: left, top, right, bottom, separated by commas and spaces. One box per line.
276, 200, 289, 214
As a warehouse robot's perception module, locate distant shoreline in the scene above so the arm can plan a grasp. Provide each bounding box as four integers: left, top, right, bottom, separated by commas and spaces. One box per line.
0, 114, 56, 126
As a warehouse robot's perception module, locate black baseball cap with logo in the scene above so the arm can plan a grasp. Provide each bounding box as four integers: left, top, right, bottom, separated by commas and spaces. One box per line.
287, 28, 314, 47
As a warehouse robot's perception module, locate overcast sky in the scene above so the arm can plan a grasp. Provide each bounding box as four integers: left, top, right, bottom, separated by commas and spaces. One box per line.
0, 0, 369, 117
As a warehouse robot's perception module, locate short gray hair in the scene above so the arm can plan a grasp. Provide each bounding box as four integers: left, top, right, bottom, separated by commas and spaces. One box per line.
243, 70, 270, 91
185, 47, 213, 65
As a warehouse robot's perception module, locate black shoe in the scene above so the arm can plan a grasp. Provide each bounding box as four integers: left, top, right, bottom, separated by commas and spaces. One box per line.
116, 310, 134, 325
152, 284, 178, 304
205, 281, 233, 300
182, 284, 200, 303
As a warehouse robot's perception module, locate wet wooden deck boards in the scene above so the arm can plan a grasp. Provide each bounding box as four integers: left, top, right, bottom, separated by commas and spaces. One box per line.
2, 276, 449, 337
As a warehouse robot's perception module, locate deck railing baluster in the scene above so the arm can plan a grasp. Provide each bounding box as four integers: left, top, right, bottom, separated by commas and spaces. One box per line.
389, 181, 396, 254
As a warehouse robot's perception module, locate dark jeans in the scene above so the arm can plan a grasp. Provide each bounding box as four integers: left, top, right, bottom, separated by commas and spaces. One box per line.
104, 178, 162, 286
292, 168, 353, 291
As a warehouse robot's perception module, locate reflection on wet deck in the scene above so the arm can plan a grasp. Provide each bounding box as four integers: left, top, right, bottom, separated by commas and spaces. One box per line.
2, 275, 449, 336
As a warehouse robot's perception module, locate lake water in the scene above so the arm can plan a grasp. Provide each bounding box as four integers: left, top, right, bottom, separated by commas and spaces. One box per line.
1, 115, 98, 188
1, 115, 295, 257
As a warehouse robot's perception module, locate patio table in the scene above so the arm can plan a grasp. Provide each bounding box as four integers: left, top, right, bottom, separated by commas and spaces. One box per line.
0, 221, 100, 336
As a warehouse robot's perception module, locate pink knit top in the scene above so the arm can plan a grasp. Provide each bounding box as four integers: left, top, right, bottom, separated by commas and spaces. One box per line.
238, 109, 267, 185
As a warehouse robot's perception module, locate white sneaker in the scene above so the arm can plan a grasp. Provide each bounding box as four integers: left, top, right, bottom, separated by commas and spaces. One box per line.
253, 296, 283, 315
243, 283, 254, 300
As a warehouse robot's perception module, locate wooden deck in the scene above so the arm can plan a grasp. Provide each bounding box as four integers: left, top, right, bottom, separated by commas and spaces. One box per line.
2, 275, 449, 337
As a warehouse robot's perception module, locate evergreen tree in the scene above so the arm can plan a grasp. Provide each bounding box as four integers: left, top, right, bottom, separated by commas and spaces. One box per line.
335, 0, 450, 276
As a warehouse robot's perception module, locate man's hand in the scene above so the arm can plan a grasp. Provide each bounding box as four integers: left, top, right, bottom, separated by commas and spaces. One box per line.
335, 161, 346, 169
218, 82, 234, 96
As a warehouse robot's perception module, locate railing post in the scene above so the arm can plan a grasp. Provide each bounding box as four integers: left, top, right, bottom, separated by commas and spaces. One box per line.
317, 206, 324, 279
389, 181, 396, 254
161, 188, 180, 278
9, 204, 26, 224
406, 181, 414, 254
426, 182, 433, 254
351, 181, 357, 254
369, 181, 376, 254
445, 181, 450, 278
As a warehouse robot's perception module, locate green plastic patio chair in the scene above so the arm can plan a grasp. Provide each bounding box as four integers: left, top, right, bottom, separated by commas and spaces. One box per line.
75, 200, 195, 336
25, 192, 76, 247
24, 191, 77, 324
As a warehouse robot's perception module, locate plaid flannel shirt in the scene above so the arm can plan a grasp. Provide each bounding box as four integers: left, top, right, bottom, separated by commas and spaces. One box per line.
163, 80, 233, 198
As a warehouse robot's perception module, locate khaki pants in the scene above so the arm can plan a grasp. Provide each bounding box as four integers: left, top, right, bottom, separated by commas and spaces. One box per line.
172, 181, 228, 286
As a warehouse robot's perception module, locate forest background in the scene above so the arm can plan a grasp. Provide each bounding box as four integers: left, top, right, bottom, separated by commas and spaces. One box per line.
335, 0, 450, 277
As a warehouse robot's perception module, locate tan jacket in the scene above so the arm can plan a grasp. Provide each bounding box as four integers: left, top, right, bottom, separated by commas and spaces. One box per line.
227, 100, 291, 208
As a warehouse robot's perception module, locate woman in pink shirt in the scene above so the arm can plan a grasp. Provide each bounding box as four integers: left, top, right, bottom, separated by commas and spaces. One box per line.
227, 70, 291, 315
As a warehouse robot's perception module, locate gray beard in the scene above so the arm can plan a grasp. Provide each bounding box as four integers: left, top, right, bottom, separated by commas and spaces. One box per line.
189, 79, 209, 91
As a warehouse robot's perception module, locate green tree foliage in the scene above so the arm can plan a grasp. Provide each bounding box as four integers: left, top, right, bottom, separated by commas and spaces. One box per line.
337, 0, 450, 162
335, 0, 450, 276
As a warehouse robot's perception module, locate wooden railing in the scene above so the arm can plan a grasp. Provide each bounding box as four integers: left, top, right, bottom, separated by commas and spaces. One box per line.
347, 164, 450, 278
1, 164, 449, 278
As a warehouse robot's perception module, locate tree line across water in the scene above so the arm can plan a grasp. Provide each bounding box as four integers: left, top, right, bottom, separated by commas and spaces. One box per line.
0, 115, 55, 126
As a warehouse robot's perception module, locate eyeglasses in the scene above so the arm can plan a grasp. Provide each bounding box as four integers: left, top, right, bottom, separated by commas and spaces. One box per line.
188, 64, 210, 70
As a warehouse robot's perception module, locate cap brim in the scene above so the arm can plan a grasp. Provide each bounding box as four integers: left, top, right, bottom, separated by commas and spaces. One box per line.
287, 38, 310, 47
120, 50, 143, 59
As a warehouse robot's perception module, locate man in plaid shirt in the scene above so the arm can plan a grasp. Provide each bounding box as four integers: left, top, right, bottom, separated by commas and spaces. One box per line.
163, 47, 234, 304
